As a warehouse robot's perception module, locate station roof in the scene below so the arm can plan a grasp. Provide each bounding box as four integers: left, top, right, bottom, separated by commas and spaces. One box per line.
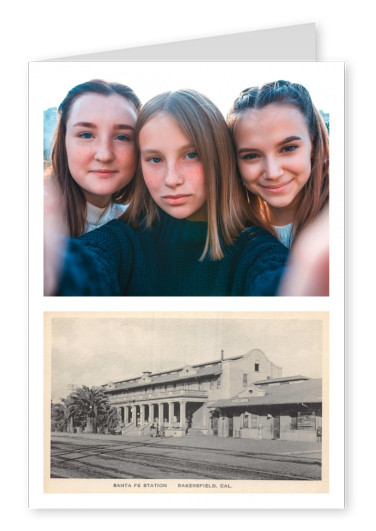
254, 375, 310, 385
209, 378, 322, 409
102, 349, 279, 394
103, 363, 222, 393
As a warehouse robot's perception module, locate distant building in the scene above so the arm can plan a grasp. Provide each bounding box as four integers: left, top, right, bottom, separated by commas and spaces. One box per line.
102, 349, 322, 442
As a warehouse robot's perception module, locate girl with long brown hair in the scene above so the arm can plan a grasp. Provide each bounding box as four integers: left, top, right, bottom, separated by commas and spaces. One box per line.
50, 79, 141, 237
227, 80, 329, 248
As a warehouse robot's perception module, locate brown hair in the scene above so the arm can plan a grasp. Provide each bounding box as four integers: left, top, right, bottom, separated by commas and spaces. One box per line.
122, 89, 253, 260
51, 79, 141, 237
227, 80, 329, 245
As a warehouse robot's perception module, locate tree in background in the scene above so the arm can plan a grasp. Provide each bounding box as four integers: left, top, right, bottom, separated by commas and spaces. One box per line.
51, 401, 68, 432
97, 406, 121, 434
64, 385, 109, 434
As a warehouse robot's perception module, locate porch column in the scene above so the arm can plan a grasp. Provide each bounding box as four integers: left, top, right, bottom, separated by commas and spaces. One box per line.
158, 403, 164, 427
140, 404, 145, 427
202, 405, 207, 429
124, 406, 129, 424
168, 402, 174, 428
180, 401, 186, 429
131, 405, 136, 424
148, 404, 153, 423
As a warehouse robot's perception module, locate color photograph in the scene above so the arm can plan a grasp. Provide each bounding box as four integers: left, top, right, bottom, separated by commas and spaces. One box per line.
28, 61, 342, 297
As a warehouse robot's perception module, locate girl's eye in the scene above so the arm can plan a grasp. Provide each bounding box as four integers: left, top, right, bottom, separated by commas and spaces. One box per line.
116, 134, 131, 142
282, 144, 298, 153
149, 156, 162, 164
186, 152, 198, 160
79, 132, 93, 139
242, 153, 260, 161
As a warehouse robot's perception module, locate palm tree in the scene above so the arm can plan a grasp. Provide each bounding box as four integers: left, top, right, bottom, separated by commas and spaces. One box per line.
65, 385, 109, 434
99, 406, 121, 434
51, 401, 68, 432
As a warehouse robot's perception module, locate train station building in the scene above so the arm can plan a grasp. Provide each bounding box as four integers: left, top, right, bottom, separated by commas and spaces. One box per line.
102, 348, 322, 442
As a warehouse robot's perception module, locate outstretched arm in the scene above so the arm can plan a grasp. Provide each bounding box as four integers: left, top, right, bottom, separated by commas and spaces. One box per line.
57, 223, 135, 296
278, 207, 329, 296
44, 175, 136, 296
44, 175, 67, 296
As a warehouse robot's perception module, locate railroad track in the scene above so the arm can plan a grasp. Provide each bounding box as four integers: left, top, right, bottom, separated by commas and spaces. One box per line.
50, 439, 321, 481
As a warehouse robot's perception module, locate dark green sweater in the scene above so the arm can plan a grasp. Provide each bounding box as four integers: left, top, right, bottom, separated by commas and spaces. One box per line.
58, 212, 288, 296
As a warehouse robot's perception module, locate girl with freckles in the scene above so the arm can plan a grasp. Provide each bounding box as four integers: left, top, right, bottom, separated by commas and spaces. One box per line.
49, 79, 141, 237
227, 80, 329, 249
50, 89, 288, 296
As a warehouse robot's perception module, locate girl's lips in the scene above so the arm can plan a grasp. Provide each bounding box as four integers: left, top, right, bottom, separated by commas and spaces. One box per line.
261, 180, 293, 193
91, 170, 117, 178
163, 194, 191, 205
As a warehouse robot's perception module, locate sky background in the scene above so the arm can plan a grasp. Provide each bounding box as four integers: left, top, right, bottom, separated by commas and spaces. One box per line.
50, 313, 325, 402
38, 61, 336, 118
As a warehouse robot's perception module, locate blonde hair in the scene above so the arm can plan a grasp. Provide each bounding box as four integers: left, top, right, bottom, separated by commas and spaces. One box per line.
123, 89, 253, 260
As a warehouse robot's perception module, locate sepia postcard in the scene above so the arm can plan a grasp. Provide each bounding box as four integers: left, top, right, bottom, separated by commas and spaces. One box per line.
43, 312, 330, 500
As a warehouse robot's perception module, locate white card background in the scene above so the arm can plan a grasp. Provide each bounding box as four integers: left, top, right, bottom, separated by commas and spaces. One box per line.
3, 0, 373, 524
29, 58, 344, 509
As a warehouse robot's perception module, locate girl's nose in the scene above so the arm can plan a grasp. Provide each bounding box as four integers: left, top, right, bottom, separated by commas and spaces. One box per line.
95, 138, 114, 162
264, 157, 284, 180
164, 162, 184, 187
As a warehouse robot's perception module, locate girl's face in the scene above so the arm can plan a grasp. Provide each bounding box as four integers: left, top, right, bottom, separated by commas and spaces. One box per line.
65, 93, 138, 208
234, 103, 312, 225
139, 112, 207, 221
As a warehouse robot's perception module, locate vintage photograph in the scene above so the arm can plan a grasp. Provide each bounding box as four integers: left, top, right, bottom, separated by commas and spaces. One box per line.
45, 312, 328, 494
29, 61, 342, 297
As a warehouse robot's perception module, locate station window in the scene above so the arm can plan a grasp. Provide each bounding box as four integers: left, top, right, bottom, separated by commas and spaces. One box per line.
217, 376, 221, 389
243, 414, 249, 428
290, 411, 316, 430
297, 410, 316, 429
254, 363, 260, 372
243, 373, 248, 387
210, 380, 214, 389
251, 414, 258, 429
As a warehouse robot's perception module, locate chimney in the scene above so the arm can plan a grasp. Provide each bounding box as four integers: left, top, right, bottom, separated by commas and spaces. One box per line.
221, 349, 224, 361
